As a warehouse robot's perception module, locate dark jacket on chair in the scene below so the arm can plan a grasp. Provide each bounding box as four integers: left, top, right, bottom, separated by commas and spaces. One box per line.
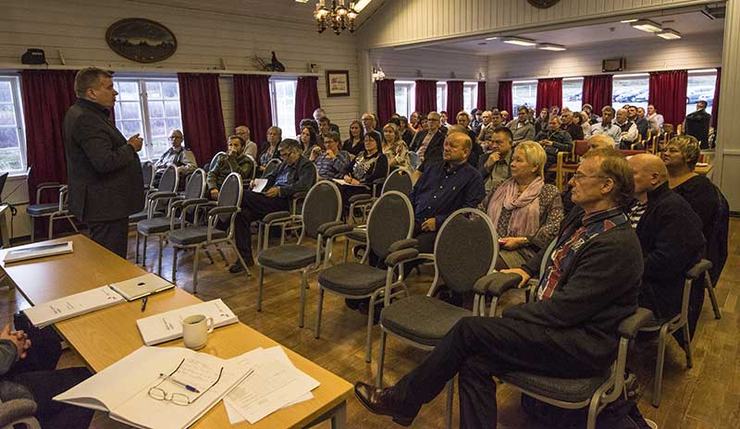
264, 155, 316, 198
63, 98, 144, 222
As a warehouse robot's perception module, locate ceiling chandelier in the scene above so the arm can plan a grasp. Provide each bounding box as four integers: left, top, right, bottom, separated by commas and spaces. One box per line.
313, 0, 359, 34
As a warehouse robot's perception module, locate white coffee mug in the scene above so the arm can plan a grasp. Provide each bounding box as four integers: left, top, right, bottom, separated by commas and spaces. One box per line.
182, 314, 214, 350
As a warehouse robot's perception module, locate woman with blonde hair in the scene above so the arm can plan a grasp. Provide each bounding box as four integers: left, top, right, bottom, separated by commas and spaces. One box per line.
382, 123, 412, 170
483, 141, 563, 268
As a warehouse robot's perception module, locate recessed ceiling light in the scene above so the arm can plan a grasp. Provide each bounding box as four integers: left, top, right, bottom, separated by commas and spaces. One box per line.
537, 43, 567, 51
657, 28, 682, 40
620, 19, 638, 23
503, 37, 537, 47
631, 19, 662, 32
485, 36, 499, 40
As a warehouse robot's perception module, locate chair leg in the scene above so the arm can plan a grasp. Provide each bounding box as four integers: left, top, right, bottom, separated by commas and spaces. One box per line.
67, 216, 79, 233
157, 236, 164, 275
217, 248, 227, 264
298, 270, 309, 328
706, 278, 722, 319
135, 232, 140, 264
314, 287, 324, 339
192, 245, 201, 294
376, 330, 387, 387
142, 236, 148, 267
445, 379, 454, 429
48, 216, 53, 240
257, 266, 265, 312
683, 323, 693, 368
652, 325, 669, 407
204, 249, 215, 265
586, 392, 600, 429
365, 293, 377, 363
171, 248, 178, 283
231, 241, 251, 277
488, 296, 499, 318
343, 239, 349, 263
30, 218, 35, 242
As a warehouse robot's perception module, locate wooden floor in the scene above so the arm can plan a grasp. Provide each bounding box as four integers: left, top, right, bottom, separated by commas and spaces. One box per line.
1, 218, 738, 429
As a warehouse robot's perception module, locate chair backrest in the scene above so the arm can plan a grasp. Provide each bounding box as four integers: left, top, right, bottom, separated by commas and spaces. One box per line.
217, 172, 243, 222
141, 162, 153, 188
301, 180, 342, 239
158, 165, 179, 193
366, 191, 413, 261
433, 208, 497, 294
264, 158, 282, 176
183, 168, 206, 199
408, 151, 421, 170
381, 168, 413, 196
573, 139, 590, 158
244, 154, 257, 182
209, 152, 227, 170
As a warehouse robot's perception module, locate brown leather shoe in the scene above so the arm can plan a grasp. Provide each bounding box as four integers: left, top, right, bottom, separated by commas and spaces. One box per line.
354, 382, 415, 426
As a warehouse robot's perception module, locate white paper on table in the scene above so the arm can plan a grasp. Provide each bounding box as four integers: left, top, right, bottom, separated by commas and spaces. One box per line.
136, 299, 238, 345
23, 285, 125, 328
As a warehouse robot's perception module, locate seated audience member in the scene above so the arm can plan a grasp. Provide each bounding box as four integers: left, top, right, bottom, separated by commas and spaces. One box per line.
549, 105, 560, 117
355, 148, 642, 428
439, 111, 449, 128
470, 108, 483, 135
310, 131, 350, 179
0, 320, 93, 428
590, 106, 621, 146
318, 116, 340, 141
361, 112, 383, 145
299, 124, 321, 156
647, 104, 664, 135
614, 108, 639, 149
582, 103, 599, 124
409, 111, 422, 133
398, 116, 415, 146
411, 112, 446, 167
479, 126, 514, 192
573, 110, 591, 139
382, 123, 412, 171
627, 154, 704, 325
484, 141, 563, 269
561, 135, 617, 216
153, 129, 197, 186
534, 116, 573, 168
313, 107, 341, 134
663, 135, 723, 335
507, 106, 536, 144
206, 135, 254, 200
410, 131, 485, 255
299, 118, 319, 136
684, 100, 712, 149
454, 112, 482, 167
338, 132, 388, 203
476, 110, 496, 146
231, 139, 316, 271
500, 110, 510, 124
235, 125, 258, 159
560, 110, 584, 141
259, 126, 282, 172
343, 119, 365, 157
635, 107, 649, 141
534, 108, 549, 134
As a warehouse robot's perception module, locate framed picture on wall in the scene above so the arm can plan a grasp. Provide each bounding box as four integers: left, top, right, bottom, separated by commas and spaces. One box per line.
326, 70, 350, 97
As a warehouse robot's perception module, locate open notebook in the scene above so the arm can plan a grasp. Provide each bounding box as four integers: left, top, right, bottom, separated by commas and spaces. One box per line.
54, 346, 252, 429
136, 299, 238, 346
2, 241, 73, 264
109, 273, 174, 301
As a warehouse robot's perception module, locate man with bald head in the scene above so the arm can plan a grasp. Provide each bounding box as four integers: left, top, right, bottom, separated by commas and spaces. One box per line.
628, 153, 704, 323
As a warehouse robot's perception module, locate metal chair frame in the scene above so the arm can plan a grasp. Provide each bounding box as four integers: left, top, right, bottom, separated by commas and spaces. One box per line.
27, 183, 78, 242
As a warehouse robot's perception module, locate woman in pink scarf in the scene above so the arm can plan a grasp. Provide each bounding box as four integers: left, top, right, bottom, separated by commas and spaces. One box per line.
482, 141, 564, 268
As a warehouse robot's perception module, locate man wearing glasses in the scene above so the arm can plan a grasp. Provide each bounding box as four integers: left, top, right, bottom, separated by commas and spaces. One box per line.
230, 139, 316, 273
355, 148, 643, 428
410, 111, 446, 172
152, 129, 197, 186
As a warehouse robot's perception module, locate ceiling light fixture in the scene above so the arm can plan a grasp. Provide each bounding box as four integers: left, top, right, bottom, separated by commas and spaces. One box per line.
631, 19, 662, 33
503, 37, 537, 47
485, 36, 499, 40
656, 28, 682, 40
620, 19, 638, 23
313, 0, 359, 34
537, 43, 567, 51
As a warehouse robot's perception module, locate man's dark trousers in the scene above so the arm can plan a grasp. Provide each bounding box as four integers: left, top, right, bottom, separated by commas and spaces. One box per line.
392, 316, 605, 428
88, 218, 129, 258
235, 191, 290, 260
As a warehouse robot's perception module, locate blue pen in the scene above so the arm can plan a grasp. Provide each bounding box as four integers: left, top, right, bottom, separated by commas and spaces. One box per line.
161, 375, 200, 393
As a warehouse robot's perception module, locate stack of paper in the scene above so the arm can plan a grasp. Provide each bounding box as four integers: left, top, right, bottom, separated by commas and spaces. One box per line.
23, 286, 125, 328
109, 273, 174, 301
2, 240, 73, 263
224, 346, 320, 424
136, 299, 238, 346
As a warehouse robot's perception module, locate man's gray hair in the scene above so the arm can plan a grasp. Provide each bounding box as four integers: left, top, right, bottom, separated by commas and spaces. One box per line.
278, 138, 303, 153
268, 126, 282, 136
74, 67, 112, 98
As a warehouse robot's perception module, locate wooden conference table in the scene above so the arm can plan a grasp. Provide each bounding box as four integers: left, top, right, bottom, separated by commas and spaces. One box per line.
0, 234, 353, 429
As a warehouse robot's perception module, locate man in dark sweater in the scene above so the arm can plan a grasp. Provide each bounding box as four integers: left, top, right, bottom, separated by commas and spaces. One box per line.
627, 154, 704, 321
355, 148, 643, 428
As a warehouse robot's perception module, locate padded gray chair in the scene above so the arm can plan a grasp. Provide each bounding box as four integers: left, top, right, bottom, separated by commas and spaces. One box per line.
376, 208, 497, 429
640, 259, 712, 407
136, 168, 207, 274
256, 180, 342, 327
704, 266, 721, 320
129, 165, 179, 225
26, 183, 78, 242
141, 161, 154, 192
167, 172, 249, 293
262, 158, 282, 177
0, 398, 40, 429
315, 191, 417, 363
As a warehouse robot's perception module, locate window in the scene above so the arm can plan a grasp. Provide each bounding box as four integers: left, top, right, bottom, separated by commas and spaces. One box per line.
562, 78, 583, 112
0, 76, 26, 173
113, 78, 183, 161
436, 82, 447, 112
686, 69, 717, 116
612, 74, 649, 111
463, 82, 478, 114
394, 81, 415, 119
512, 80, 537, 112
269, 78, 297, 137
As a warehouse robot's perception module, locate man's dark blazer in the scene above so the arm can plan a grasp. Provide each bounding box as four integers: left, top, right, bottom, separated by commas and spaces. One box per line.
411, 129, 445, 170
63, 98, 144, 222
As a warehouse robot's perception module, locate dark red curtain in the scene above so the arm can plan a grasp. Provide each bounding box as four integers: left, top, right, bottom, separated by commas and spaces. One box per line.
294, 76, 320, 134
497, 81, 512, 113
20, 70, 77, 204
415, 80, 437, 115
233, 74, 272, 149
376, 79, 396, 126
446, 81, 463, 124
582, 74, 613, 113
648, 70, 688, 128
177, 73, 226, 166
712, 67, 721, 129
536, 78, 563, 112
477, 81, 487, 111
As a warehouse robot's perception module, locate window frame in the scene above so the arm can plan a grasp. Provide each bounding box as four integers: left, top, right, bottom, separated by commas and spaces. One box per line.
562, 77, 584, 112
0, 75, 28, 174
269, 77, 298, 137
686, 69, 717, 116
436, 82, 447, 113
394, 80, 415, 119
611, 73, 649, 112
463, 82, 478, 114
512, 80, 537, 112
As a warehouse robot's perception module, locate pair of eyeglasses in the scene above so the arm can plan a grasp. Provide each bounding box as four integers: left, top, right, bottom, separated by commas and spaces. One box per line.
571, 172, 609, 182
148, 359, 223, 406
169, 136, 182, 140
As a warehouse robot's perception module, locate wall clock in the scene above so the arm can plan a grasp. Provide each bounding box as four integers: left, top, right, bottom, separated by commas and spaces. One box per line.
106, 18, 177, 63
528, 0, 560, 8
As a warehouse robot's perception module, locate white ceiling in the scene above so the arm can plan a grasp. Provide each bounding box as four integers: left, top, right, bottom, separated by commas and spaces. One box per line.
433, 11, 724, 55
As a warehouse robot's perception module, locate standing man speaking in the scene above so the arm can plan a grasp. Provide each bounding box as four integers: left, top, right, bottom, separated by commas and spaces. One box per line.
63, 67, 144, 257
